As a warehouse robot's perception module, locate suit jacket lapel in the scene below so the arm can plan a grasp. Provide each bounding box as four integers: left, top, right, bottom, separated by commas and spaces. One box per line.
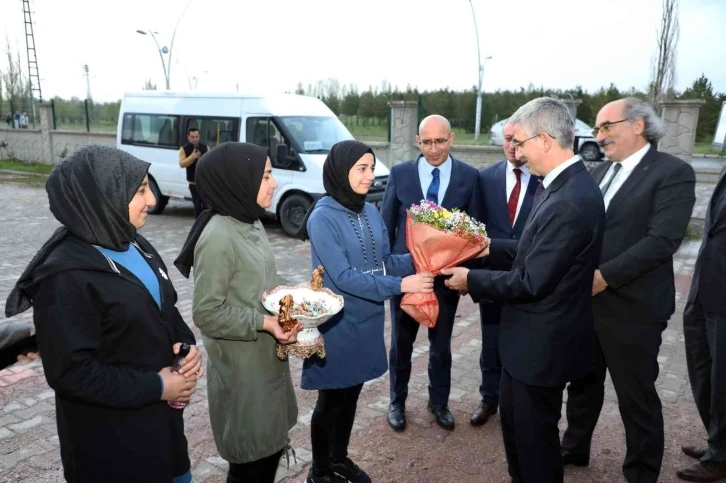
526, 162, 585, 226
591, 161, 612, 185
606, 150, 657, 215
708, 168, 726, 232
513, 173, 539, 234
440, 157, 459, 208
408, 156, 425, 202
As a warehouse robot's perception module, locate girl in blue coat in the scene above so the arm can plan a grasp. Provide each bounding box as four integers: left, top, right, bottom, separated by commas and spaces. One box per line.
299, 141, 434, 483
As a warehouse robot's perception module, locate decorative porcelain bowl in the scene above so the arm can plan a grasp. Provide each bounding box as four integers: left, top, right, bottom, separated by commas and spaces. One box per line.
261, 285, 344, 359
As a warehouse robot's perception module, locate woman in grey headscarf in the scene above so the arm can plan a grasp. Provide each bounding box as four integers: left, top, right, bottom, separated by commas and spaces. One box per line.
6, 145, 202, 483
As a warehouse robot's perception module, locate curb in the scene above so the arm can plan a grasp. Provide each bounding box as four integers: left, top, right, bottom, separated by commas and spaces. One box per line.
0, 169, 47, 177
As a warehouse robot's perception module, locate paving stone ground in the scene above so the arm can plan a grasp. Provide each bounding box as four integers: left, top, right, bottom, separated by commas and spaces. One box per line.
0, 173, 717, 482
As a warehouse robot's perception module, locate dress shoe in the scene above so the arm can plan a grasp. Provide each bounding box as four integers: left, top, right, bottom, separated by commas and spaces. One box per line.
677, 461, 726, 482
427, 402, 455, 430
470, 401, 498, 426
682, 445, 709, 460
561, 449, 590, 467
387, 403, 406, 431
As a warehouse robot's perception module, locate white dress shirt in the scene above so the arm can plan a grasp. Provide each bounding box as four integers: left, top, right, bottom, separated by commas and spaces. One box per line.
506, 162, 532, 225
599, 143, 650, 211
542, 155, 581, 189
418, 155, 452, 203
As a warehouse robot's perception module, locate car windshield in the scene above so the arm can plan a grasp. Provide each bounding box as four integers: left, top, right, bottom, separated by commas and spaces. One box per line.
278, 116, 355, 153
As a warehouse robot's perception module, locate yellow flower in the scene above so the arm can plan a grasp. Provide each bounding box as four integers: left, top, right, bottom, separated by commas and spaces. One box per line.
442, 210, 451, 219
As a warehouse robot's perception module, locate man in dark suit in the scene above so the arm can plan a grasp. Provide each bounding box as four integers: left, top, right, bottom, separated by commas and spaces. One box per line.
561, 98, 696, 483
678, 163, 726, 482
381, 114, 479, 431
443, 97, 605, 483
469, 121, 542, 426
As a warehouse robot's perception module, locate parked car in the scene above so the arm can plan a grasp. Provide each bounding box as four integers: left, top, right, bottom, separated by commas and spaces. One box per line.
489, 117, 604, 161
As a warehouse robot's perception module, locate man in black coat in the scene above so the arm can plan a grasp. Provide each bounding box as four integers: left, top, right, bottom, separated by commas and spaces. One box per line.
678, 162, 726, 482
561, 98, 696, 483
443, 97, 605, 483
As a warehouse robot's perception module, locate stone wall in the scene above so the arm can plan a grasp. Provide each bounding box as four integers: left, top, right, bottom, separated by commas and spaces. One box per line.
658, 99, 706, 165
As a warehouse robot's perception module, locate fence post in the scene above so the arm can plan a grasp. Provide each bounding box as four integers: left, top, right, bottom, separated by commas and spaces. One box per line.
417, 94, 423, 128
387, 95, 392, 143
84, 99, 90, 132
51, 99, 57, 130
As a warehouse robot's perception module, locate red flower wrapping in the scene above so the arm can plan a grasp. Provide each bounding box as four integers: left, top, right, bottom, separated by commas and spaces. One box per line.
401, 214, 484, 328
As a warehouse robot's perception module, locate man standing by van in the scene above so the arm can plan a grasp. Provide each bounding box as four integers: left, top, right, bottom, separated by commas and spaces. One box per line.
179, 127, 209, 217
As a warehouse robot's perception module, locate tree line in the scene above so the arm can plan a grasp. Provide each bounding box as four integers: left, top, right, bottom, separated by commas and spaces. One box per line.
294, 75, 725, 142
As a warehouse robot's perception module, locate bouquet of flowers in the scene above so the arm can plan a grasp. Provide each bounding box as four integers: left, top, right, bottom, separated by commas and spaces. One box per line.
402, 200, 488, 328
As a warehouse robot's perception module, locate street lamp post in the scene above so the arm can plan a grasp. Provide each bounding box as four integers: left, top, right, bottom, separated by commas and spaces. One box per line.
136, 0, 194, 90
468, 0, 491, 142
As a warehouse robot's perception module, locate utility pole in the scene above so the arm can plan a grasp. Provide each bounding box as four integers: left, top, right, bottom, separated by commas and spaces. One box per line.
83, 64, 92, 101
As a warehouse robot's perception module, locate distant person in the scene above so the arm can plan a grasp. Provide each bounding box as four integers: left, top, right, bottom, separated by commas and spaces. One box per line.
13, 111, 21, 129
5, 114, 12, 128
179, 127, 209, 218
20, 112, 29, 129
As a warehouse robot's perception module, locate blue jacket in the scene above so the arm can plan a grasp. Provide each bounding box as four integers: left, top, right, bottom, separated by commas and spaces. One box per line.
301, 196, 414, 390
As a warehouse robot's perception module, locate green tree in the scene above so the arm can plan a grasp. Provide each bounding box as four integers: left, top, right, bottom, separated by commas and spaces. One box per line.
680, 74, 724, 141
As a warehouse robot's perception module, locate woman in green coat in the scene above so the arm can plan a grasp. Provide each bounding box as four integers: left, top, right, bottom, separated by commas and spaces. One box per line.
175, 142, 301, 483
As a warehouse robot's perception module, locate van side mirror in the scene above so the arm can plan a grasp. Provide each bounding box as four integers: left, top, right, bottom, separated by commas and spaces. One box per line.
274, 144, 293, 168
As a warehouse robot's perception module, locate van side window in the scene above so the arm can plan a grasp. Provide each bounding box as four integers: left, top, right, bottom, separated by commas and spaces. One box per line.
247, 117, 285, 158
121, 113, 180, 148
185, 117, 239, 148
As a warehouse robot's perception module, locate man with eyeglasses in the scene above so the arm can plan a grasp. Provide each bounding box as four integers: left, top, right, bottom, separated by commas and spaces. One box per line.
442, 97, 605, 483
468, 120, 543, 428
381, 114, 479, 432
561, 97, 696, 483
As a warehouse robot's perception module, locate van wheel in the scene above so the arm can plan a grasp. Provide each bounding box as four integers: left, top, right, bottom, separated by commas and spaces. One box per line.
279, 194, 312, 237
148, 176, 169, 215
579, 142, 602, 162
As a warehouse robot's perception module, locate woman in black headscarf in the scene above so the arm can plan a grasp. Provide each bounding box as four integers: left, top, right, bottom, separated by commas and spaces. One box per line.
298, 141, 433, 483
5, 145, 202, 483
175, 142, 301, 483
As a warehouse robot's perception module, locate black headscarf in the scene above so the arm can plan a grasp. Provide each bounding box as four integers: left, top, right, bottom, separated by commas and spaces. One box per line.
174, 142, 268, 278
5, 145, 150, 317
296, 140, 374, 240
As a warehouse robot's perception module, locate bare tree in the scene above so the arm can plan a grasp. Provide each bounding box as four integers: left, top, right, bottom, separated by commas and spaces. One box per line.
142, 79, 157, 91
650, 0, 679, 111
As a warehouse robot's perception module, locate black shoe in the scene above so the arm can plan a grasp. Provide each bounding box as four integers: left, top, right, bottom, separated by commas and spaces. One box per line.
332, 457, 371, 483
306, 468, 347, 483
682, 444, 709, 460
677, 461, 726, 482
427, 402, 455, 430
470, 401, 498, 426
561, 448, 590, 467
388, 403, 406, 431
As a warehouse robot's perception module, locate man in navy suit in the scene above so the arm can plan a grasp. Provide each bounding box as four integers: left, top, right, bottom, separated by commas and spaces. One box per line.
443, 97, 605, 483
469, 121, 542, 426
381, 114, 479, 431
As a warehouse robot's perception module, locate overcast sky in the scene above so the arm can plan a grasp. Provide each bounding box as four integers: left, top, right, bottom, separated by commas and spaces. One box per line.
1, 0, 724, 103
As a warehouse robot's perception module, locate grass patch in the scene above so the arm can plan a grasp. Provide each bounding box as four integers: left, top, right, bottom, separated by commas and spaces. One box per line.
345, 122, 492, 145
0, 159, 53, 175
684, 223, 702, 241
694, 141, 725, 156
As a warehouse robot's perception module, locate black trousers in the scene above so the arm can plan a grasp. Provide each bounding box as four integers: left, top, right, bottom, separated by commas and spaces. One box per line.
389, 288, 460, 407
478, 302, 503, 405
562, 317, 666, 483
500, 369, 565, 483
311, 384, 363, 474
189, 183, 206, 218
684, 298, 726, 462
226, 449, 283, 483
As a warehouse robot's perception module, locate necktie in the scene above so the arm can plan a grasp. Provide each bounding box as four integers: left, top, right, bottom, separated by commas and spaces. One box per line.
508, 168, 522, 226
600, 163, 622, 196
426, 168, 440, 205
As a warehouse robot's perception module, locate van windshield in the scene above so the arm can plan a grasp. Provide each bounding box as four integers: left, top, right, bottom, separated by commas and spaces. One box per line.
278, 116, 354, 153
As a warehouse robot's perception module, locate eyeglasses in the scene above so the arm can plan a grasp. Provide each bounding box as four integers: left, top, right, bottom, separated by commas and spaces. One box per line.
419, 136, 450, 148
512, 133, 556, 151
591, 119, 627, 137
